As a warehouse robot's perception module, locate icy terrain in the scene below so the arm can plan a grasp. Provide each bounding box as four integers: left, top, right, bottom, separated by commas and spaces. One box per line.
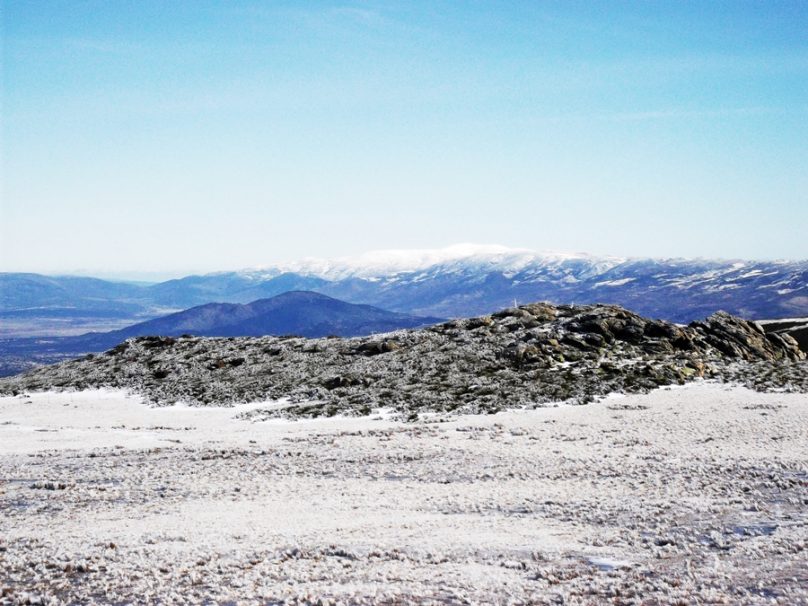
1, 384, 807, 604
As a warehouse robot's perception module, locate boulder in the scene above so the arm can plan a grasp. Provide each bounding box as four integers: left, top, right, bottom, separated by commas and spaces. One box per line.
354, 340, 401, 356
519, 303, 557, 322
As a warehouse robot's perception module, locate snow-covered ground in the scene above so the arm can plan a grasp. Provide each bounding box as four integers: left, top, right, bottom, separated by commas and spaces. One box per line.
1, 383, 807, 604
243, 243, 616, 281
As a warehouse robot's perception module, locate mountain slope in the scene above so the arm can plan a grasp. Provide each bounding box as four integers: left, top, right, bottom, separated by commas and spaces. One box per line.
2, 246, 807, 333
109, 291, 442, 338
244, 249, 808, 321
0, 292, 442, 375
152, 246, 808, 321
0, 273, 167, 338
0, 273, 147, 311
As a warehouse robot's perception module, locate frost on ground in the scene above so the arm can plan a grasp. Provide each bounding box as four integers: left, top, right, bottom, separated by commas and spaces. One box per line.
1, 384, 807, 605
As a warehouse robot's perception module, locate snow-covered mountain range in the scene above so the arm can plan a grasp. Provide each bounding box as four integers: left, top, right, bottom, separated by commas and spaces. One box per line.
177, 244, 808, 321
241, 244, 619, 281
2, 245, 807, 333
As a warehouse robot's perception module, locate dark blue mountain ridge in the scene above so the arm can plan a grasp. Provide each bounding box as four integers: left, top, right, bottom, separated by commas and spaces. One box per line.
109, 290, 443, 338
0, 291, 444, 376
0, 273, 149, 314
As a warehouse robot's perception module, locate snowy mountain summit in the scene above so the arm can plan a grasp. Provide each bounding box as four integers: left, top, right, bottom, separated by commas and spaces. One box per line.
226, 244, 807, 322
2, 245, 806, 331
246, 244, 622, 281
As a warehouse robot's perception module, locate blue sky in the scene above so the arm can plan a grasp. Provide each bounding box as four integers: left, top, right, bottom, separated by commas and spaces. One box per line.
2, 1, 807, 275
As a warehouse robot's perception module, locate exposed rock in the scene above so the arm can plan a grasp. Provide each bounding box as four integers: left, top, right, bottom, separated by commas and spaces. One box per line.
138, 336, 177, 349
761, 319, 808, 354
691, 312, 805, 361
465, 316, 494, 329
353, 340, 401, 356
0, 302, 804, 419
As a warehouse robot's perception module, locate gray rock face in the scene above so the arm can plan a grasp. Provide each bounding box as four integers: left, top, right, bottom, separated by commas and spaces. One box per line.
760, 318, 808, 354
1, 303, 805, 419
690, 312, 804, 361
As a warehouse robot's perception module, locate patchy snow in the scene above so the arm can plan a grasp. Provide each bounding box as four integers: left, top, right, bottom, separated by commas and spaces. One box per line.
593, 277, 635, 287
738, 270, 780, 279
0, 389, 401, 454
758, 317, 808, 325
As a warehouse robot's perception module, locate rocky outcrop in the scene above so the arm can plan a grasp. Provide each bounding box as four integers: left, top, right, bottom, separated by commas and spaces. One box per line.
759, 319, 808, 354
0, 303, 804, 419
690, 312, 804, 361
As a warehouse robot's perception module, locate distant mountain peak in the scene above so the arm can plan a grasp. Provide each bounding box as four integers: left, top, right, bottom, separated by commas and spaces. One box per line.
3, 247, 806, 351
243, 243, 626, 281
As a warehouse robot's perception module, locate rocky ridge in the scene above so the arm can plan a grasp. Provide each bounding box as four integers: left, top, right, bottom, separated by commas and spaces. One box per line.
1, 303, 805, 420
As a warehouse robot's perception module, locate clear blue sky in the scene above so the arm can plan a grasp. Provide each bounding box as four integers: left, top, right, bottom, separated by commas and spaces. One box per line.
2, 1, 807, 275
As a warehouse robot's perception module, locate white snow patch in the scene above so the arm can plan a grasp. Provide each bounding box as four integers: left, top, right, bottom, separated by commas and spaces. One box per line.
0, 390, 399, 454
757, 317, 808, 325
593, 277, 635, 287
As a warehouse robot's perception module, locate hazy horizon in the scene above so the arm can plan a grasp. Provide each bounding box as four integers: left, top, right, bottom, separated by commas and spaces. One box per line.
4, 242, 807, 283
3, 1, 807, 273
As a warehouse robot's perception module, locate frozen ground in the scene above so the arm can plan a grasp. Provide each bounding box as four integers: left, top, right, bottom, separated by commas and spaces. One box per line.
1, 383, 807, 604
